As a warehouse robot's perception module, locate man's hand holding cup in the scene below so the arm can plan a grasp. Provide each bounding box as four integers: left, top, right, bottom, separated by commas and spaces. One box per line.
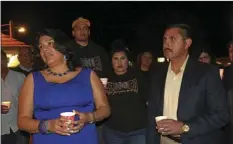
1, 101, 11, 114
155, 116, 184, 136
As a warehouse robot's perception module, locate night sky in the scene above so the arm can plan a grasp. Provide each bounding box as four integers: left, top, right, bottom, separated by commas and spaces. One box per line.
1, 1, 232, 58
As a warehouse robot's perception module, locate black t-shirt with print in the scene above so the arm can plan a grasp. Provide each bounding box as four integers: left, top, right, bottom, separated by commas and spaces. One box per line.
105, 68, 148, 132
66, 40, 111, 78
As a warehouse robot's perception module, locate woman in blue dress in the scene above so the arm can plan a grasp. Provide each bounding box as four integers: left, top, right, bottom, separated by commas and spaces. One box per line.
17, 29, 110, 144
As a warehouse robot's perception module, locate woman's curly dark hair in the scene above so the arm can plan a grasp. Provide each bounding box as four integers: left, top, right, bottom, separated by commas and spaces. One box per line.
110, 39, 131, 59
35, 29, 79, 71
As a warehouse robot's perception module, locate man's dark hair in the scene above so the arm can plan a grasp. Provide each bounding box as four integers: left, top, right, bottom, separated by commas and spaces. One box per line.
165, 24, 192, 39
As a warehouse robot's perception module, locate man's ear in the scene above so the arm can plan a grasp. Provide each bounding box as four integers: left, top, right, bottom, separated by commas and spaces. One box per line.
185, 38, 192, 50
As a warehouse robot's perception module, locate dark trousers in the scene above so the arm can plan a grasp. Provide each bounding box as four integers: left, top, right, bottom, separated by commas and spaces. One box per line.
1, 129, 29, 144
103, 125, 146, 144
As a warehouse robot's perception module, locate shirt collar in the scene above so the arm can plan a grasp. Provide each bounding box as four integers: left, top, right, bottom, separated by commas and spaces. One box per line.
168, 55, 189, 74
19, 65, 32, 72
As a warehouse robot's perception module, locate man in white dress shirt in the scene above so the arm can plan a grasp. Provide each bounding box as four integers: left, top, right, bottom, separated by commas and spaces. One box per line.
1, 50, 26, 144
147, 24, 228, 144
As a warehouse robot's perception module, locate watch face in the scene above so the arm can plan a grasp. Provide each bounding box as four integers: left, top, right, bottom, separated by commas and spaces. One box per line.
183, 125, 189, 132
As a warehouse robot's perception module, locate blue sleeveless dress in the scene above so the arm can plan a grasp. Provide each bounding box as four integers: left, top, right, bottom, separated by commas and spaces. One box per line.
32, 68, 98, 144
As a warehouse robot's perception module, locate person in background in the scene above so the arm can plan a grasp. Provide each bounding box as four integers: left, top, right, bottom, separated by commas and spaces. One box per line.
222, 40, 233, 144
66, 17, 111, 144
1, 50, 26, 144
222, 40, 233, 91
103, 46, 148, 144
228, 66, 233, 144
11, 47, 33, 76
66, 17, 111, 78
198, 46, 216, 65
17, 29, 110, 144
147, 24, 229, 144
198, 51, 211, 64
136, 50, 154, 80
11, 48, 32, 143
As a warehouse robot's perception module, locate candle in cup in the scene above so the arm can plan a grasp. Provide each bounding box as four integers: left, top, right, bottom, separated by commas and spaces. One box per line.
1, 101, 11, 109
60, 112, 75, 129
100, 78, 108, 87
60, 112, 75, 123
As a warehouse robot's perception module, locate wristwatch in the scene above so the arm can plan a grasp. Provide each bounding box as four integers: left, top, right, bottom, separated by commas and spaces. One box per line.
182, 124, 190, 133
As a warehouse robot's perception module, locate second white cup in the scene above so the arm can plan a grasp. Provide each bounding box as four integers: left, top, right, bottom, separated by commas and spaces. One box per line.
155, 116, 168, 122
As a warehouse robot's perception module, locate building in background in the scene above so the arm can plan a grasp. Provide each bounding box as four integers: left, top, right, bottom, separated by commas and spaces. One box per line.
1, 33, 32, 67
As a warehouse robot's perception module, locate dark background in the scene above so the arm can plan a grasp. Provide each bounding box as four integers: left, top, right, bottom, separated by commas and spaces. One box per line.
1, 1, 233, 59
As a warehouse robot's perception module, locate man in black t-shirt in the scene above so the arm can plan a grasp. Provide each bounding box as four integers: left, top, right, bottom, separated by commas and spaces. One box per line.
66, 17, 111, 144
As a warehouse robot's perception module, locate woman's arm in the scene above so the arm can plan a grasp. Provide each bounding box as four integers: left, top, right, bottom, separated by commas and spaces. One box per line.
90, 71, 111, 122
17, 73, 39, 133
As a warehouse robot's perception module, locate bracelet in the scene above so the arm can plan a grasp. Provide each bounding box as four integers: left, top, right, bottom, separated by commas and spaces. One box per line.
89, 112, 96, 124
38, 120, 49, 134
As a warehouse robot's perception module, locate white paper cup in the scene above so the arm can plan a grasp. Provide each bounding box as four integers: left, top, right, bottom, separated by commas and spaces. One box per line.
60, 112, 75, 129
1, 101, 11, 109
100, 78, 108, 87
155, 116, 168, 122
60, 112, 75, 123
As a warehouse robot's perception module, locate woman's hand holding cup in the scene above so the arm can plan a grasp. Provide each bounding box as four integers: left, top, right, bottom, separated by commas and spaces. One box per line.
69, 110, 94, 134
47, 117, 71, 136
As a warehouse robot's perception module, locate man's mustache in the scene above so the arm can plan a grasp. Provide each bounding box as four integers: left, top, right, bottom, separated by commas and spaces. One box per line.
163, 48, 172, 52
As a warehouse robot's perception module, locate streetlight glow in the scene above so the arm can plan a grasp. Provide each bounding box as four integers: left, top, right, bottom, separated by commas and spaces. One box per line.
18, 27, 26, 33
157, 57, 165, 63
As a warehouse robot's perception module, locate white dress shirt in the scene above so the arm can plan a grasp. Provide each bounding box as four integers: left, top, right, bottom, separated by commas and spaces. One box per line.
161, 56, 189, 144
1, 70, 25, 135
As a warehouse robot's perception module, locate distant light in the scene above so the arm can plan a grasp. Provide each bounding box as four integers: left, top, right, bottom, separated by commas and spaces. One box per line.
157, 57, 165, 63
7, 54, 19, 67
18, 27, 26, 33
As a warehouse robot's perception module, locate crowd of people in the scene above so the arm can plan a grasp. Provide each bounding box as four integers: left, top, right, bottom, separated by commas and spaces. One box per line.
1, 17, 233, 144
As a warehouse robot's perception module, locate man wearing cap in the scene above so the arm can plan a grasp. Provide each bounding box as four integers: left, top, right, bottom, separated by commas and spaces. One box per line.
66, 17, 111, 78
66, 17, 111, 144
